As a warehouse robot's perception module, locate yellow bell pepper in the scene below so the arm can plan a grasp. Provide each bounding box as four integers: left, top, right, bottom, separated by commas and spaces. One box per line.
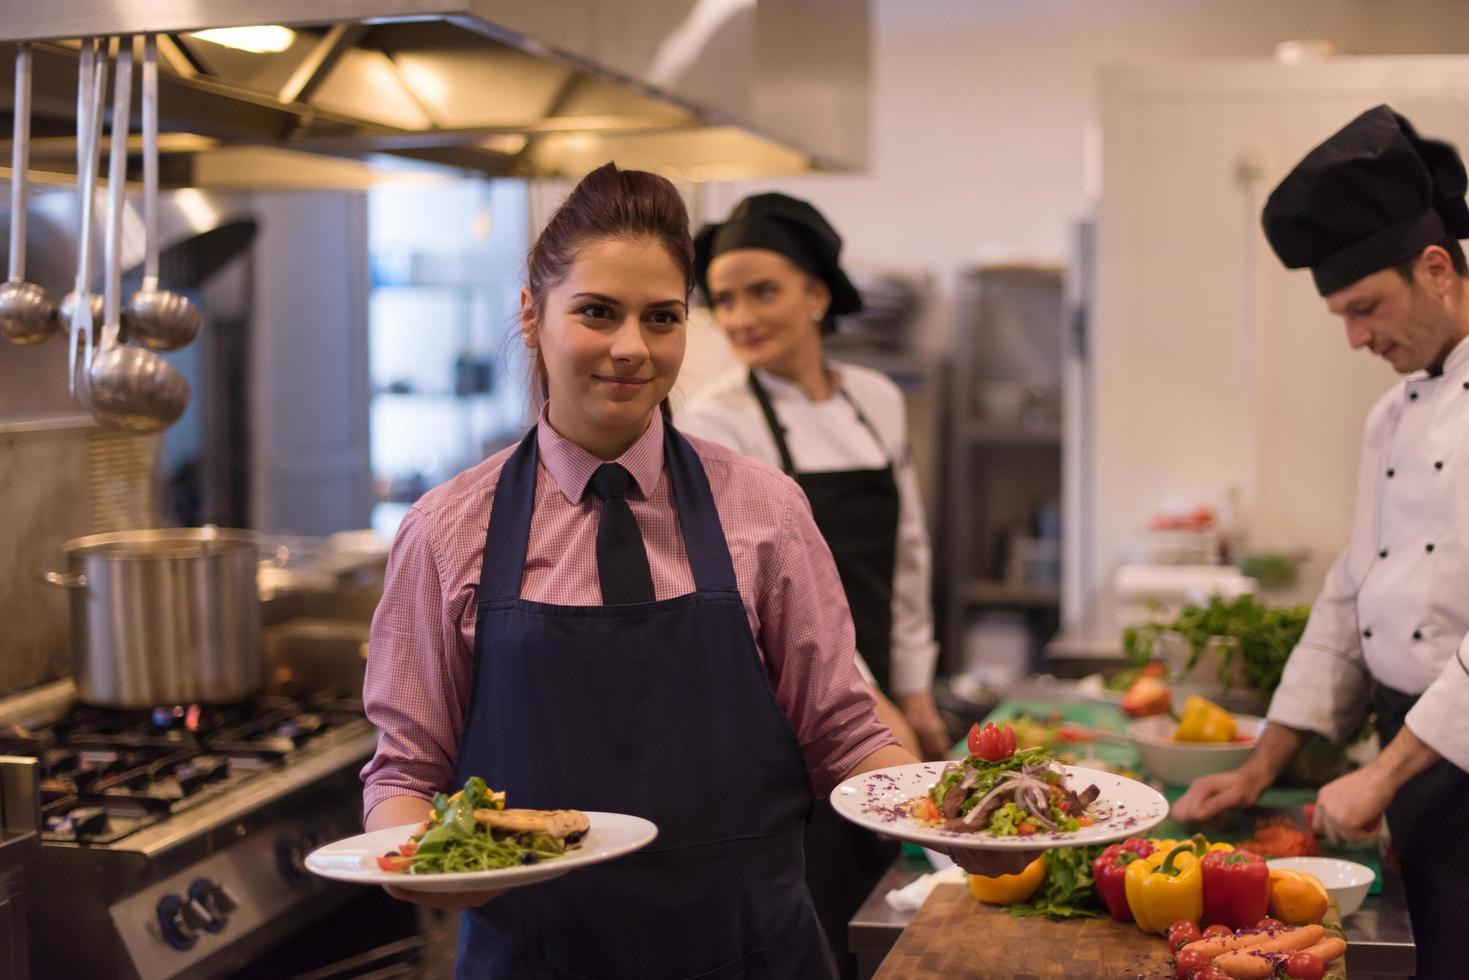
1125, 840, 1204, 933
966, 857, 1046, 905
1146, 835, 1231, 857
1174, 695, 1237, 743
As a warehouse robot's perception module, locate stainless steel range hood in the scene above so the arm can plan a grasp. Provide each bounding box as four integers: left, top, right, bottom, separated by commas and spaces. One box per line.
0, 0, 869, 188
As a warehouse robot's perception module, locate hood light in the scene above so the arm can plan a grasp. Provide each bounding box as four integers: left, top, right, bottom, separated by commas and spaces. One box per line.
189, 26, 297, 54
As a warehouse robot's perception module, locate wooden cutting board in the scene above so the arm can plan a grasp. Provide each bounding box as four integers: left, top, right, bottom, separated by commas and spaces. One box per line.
875, 885, 1350, 979
872, 883, 1180, 979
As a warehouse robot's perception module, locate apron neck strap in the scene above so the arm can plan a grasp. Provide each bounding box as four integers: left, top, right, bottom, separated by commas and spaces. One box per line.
746, 369, 892, 472
746, 371, 797, 475
479, 422, 741, 600
479, 427, 540, 601
664, 423, 740, 593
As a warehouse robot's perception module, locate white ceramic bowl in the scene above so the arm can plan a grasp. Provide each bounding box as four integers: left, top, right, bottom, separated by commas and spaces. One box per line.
1125, 713, 1265, 786
1267, 857, 1375, 917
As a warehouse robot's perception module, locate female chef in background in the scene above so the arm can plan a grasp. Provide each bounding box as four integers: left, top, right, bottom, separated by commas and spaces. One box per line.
679, 193, 949, 978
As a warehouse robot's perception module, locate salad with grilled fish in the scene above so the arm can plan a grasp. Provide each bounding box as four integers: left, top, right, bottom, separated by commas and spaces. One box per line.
911, 723, 1103, 836
377, 776, 590, 874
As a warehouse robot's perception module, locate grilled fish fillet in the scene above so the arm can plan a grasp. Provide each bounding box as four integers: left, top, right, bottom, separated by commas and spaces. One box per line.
473, 808, 590, 839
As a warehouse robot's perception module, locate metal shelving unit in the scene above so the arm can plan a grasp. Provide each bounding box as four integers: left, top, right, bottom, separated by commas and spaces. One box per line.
938, 265, 1066, 679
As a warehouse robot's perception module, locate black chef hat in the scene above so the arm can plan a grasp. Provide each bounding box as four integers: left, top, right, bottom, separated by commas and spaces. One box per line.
1262, 105, 1469, 295
694, 193, 863, 329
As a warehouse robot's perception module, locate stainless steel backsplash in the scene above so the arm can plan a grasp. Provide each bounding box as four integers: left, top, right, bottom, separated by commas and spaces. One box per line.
0, 416, 159, 697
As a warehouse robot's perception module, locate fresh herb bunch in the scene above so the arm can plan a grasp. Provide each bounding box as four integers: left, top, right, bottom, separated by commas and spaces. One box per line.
1122, 594, 1310, 696
1008, 845, 1105, 920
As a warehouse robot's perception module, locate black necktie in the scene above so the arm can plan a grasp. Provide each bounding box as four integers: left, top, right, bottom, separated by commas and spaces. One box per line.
587, 463, 656, 605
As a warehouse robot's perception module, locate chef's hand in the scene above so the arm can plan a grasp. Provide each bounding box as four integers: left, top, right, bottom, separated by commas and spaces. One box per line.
896, 692, 953, 761
1172, 769, 1266, 823
1312, 766, 1391, 844
1173, 721, 1309, 823
383, 884, 505, 910
945, 845, 1046, 877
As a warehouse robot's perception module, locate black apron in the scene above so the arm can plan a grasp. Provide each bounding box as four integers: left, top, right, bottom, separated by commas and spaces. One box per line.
1372, 680, 1469, 980
451, 423, 834, 980
746, 371, 902, 980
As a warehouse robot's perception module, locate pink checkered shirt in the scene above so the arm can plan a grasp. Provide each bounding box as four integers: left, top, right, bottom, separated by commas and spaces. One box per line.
360, 409, 896, 817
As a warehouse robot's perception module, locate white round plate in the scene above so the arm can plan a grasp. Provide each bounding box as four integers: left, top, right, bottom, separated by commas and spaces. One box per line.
830, 762, 1168, 851
305, 812, 658, 893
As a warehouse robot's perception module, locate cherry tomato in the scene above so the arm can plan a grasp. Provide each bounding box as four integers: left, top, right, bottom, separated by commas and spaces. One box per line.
1016, 822, 1038, 835
1195, 968, 1231, 980
966, 722, 983, 756
1255, 917, 1285, 932
969, 722, 1016, 761
1122, 836, 1157, 858
1201, 924, 1232, 940
376, 853, 412, 872
1284, 952, 1325, 980
398, 841, 419, 856
1173, 947, 1210, 979
1167, 920, 1202, 951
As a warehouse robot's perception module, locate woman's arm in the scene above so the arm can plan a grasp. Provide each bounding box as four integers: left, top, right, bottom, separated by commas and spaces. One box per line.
365, 795, 433, 834
361, 508, 467, 824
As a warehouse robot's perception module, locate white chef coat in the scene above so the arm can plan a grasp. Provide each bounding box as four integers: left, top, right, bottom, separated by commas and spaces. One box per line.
678, 361, 941, 697
1268, 334, 1469, 773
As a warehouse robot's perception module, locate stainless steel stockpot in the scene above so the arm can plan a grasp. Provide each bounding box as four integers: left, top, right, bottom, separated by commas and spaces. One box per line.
45, 527, 262, 707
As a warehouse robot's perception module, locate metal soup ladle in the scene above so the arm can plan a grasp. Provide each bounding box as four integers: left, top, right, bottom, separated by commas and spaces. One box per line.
0, 43, 60, 345
126, 35, 200, 351
88, 37, 190, 433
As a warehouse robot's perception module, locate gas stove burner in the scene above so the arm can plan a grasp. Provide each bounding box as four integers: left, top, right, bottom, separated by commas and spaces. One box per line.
149, 704, 205, 733
21, 691, 371, 845
43, 795, 171, 844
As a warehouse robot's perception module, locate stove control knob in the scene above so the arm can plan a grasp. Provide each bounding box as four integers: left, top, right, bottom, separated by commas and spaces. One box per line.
275, 831, 319, 888
156, 893, 202, 950
187, 878, 237, 932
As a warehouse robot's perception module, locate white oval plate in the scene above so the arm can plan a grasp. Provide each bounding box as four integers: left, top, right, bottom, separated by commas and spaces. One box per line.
830, 762, 1168, 851
305, 812, 659, 893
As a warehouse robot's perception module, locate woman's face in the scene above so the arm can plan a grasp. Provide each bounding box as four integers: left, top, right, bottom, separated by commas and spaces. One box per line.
706, 248, 829, 372
523, 237, 687, 453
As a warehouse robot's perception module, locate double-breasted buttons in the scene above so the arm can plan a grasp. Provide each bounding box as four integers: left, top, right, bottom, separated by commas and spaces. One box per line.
1413, 629, 1424, 641
1379, 549, 1389, 558
1427, 543, 1436, 553
1363, 628, 1373, 639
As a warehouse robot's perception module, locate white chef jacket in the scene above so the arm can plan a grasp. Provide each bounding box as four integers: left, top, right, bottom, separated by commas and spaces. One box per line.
678, 361, 941, 697
1268, 334, 1469, 773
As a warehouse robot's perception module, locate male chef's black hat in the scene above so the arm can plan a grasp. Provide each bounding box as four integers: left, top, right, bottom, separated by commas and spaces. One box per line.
694, 193, 863, 330
1262, 105, 1469, 295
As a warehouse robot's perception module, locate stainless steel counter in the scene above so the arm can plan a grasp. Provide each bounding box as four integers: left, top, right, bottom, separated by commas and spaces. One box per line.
850, 850, 1417, 979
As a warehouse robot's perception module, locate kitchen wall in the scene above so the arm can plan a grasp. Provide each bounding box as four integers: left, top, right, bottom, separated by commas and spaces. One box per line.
707, 0, 1469, 314
699, 0, 1469, 616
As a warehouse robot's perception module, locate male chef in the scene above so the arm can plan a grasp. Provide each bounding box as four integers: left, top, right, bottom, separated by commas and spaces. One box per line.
1173, 105, 1469, 978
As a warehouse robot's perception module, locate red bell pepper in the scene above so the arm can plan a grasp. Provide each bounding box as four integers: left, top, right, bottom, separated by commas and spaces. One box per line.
1092, 836, 1156, 922
1200, 848, 1269, 930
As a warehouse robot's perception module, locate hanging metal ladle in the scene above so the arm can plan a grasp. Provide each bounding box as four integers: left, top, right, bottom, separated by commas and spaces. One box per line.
87, 37, 190, 433
0, 43, 61, 345
125, 35, 200, 351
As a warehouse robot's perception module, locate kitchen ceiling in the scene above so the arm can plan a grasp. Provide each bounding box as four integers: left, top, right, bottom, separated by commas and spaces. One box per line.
0, 0, 868, 188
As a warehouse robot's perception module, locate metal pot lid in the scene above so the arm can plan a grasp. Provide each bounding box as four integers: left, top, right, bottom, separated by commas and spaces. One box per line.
63, 526, 258, 559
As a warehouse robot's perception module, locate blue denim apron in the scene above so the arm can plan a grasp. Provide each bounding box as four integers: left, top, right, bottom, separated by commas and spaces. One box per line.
451, 424, 835, 980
